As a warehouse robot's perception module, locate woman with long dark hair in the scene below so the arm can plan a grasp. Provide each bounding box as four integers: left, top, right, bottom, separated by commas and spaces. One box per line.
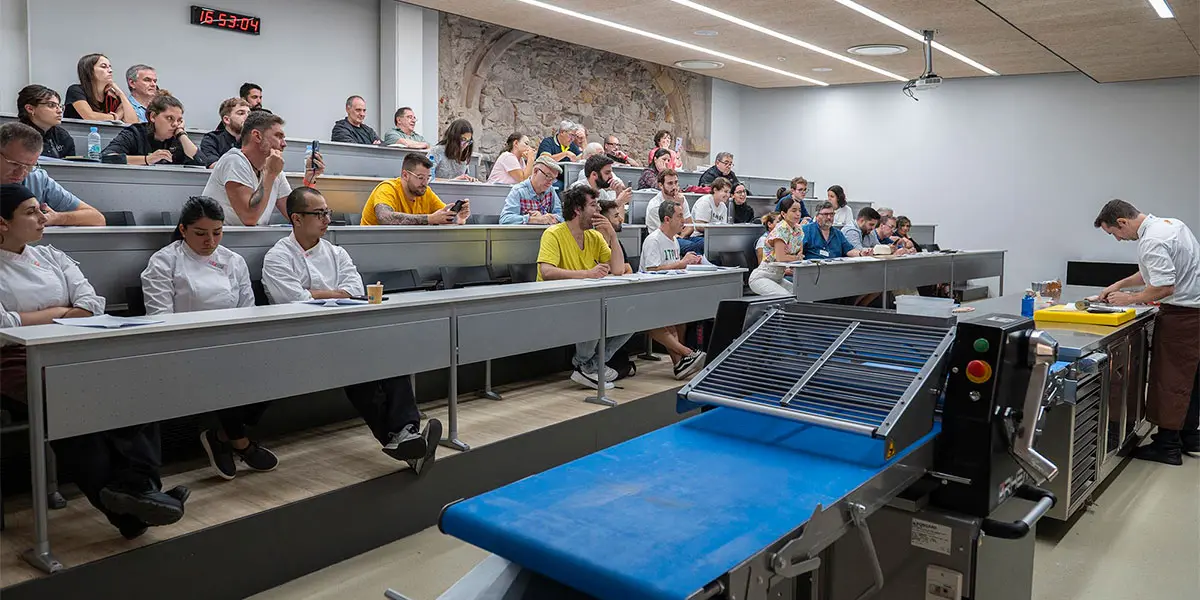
101, 95, 201, 165
140, 196, 277, 480
730, 182, 755, 224
646, 130, 682, 169
63, 53, 138, 123
431, 118, 477, 181
17, 85, 75, 158
636, 148, 674, 190
487, 133, 535, 184
828, 184, 853, 227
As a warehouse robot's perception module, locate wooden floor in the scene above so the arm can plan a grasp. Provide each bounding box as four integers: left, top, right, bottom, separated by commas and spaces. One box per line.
0, 360, 684, 588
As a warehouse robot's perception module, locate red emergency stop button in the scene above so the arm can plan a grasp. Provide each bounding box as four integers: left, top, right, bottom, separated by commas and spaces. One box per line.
966, 360, 992, 384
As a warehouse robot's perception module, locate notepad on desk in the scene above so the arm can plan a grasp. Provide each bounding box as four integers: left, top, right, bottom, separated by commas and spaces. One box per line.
53, 315, 164, 329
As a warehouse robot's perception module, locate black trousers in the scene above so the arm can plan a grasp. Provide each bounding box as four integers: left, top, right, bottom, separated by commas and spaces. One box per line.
1185, 365, 1200, 433
216, 402, 271, 440
343, 375, 420, 445
52, 424, 163, 525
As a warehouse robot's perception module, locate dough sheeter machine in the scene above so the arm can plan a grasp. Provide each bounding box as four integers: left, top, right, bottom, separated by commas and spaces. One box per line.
391, 299, 1065, 600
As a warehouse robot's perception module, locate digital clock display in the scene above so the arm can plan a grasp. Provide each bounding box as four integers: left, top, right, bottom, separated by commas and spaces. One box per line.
190, 5, 261, 35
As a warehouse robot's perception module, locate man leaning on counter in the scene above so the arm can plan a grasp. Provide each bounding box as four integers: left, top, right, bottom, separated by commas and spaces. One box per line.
1093, 199, 1200, 465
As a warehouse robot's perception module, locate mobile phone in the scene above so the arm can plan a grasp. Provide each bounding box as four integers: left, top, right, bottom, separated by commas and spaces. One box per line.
451, 199, 466, 213
311, 140, 320, 154
309, 140, 320, 172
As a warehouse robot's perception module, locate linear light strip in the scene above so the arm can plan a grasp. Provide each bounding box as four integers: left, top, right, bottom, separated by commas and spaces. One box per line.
829, 0, 999, 76
510, 0, 829, 85
1147, 0, 1175, 19
667, 0, 909, 82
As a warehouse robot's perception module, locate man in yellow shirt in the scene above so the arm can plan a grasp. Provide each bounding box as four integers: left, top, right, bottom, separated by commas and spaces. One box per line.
361, 154, 470, 225
537, 186, 630, 390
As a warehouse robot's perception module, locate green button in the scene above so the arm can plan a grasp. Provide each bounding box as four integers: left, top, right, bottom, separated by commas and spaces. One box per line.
973, 338, 990, 353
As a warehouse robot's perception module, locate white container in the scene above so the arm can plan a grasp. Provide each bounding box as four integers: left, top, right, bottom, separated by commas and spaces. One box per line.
896, 295, 956, 318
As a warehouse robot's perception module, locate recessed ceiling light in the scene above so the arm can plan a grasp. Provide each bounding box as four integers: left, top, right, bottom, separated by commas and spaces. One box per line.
674, 59, 725, 70
847, 44, 908, 56
511, 0, 828, 85
664, 0, 908, 82
692, 29, 719, 36
830, 0, 999, 75
812, 67, 833, 72
1147, 0, 1175, 18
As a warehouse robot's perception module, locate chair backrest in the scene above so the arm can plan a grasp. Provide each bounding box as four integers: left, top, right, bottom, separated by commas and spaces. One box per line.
103, 211, 136, 226
439, 265, 497, 289
1066, 261, 1139, 287
250, 280, 270, 306
160, 211, 176, 226
626, 255, 640, 273
124, 286, 147, 316
716, 251, 749, 269
478, 214, 501, 224
509, 263, 538, 283
361, 270, 423, 293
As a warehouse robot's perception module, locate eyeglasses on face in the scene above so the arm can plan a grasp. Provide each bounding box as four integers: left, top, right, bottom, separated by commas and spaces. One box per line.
296, 209, 333, 219
719, 160, 734, 167
0, 152, 40, 173
533, 168, 556, 179
817, 211, 836, 217
403, 170, 432, 182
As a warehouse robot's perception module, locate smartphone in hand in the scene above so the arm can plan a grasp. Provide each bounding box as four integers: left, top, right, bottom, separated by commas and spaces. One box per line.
450, 199, 466, 213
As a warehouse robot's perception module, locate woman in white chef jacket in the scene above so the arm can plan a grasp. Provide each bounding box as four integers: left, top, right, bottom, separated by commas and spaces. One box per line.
0, 183, 188, 540
141, 195, 279, 480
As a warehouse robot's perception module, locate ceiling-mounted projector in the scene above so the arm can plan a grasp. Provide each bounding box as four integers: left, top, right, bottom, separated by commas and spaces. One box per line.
903, 30, 940, 100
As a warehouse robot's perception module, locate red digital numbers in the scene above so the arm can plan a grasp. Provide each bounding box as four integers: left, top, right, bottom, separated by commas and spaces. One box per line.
200, 9, 213, 25
193, 6, 259, 34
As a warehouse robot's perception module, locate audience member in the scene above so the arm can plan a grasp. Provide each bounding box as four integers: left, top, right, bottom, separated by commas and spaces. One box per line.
645, 168, 694, 234
139, 196, 277, 479
691, 176, 732, 236
748, 196, 806, 296
536, 120, 580, 162
0, 183, 186, 539
500, 155, 561, 224
197, 98, 250, 167
801, 201, 869, 260
599, 199, 634, 275
829, 185, 853, 226
16, 85, 74, 158
895, 216, 923, 252
203, 112, 321, 226
239, 82, 270, 113
876, 206, 894, 221
536, 186, 628, 389
124, 64, 158, 122
0, 123, 104, 226
640, 199, 708, 379
382, 107, 430, 149
578, 142, 605, 163
101, 95, 202, 166
774, 177, 812, 221
64, 54, 138, 123
647, 130, 682, 169
571, 154, 632, 208
875, 215, 914, 254
604, 135, 639, 166
331, 96, 382, 145
262, 187, 442, 475
699, 152, 744, 191
573, 124, 589, 149
636, 148, 673, 190
488, 133, 536, 185
362, 154, 469, 225
756, 212, 781, 263
431, 119, 477, 181
841, 206, 882, 251
731, 181, 755, 224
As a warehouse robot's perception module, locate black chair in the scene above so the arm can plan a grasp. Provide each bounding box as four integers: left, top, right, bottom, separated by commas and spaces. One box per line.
439, 266, 503, 290
102, 211, 136, 226
360, 270, 437, 294
478, 214, 501, 225
488, 264, 513, 284
251, 280, 271, 306
160, 211, 176, 226
124, 286, 147, 316
509, 263, 538, 283
627, 255, 641, 273
716, 251, 750, 269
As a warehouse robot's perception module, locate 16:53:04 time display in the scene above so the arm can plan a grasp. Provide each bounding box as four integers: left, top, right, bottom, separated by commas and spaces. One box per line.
190, 5, 261, 35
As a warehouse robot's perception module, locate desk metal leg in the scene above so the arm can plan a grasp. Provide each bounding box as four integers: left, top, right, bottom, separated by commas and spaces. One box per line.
586, 303, 616, 407
638, 331, 662, 361
441, 311, 470, 452
480, 360, 503, 401
21, 349, 62, 574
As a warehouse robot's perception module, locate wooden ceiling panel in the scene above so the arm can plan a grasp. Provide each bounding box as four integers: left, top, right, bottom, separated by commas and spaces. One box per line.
401, 0, 1197, 86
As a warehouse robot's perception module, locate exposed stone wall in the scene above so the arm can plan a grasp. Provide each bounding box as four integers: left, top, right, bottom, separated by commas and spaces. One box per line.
438, 14, 712, 170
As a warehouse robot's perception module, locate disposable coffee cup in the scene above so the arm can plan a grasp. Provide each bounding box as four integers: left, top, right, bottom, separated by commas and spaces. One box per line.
367, 282, 384, 304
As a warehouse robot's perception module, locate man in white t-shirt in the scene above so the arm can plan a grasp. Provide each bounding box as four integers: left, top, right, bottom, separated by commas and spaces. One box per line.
1094, 199, 1200, 465
202, 111, 323, 226
691, 176, 732, 239
641, 199, 706, 380
645, 170, 695, 247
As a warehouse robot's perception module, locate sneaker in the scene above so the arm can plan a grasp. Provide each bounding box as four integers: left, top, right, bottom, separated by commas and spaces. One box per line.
1181, 432, 1199, 457
236, 442, 279, 472
406, 419, 443, 476
571, 368, 614, 390
99, 487, 185, 526
673, 351, 707, 380
382, 424, 427, 461
200, 429, 236, 480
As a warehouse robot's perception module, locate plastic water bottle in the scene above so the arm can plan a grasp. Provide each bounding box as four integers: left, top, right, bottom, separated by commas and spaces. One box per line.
87, 127, 101, 161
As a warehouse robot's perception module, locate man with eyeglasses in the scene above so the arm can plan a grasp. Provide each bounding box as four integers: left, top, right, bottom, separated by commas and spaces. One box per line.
262, 186, 443, 475
0, 123, 104, 226
500, 155, 563, 225
699, 151, 746, 193
801, 201, 868, 260
383, 107, 429, 149
603, 135, 639, 166
361, 153, 469, 226
774, 177, 812, 222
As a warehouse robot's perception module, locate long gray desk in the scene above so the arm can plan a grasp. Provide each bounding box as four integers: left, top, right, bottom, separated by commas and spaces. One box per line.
2, 113, 476, 178
613, 165, 701, 189
38, 225, 645, 308
786, 250, 1006, 301
1, 269, 743, 573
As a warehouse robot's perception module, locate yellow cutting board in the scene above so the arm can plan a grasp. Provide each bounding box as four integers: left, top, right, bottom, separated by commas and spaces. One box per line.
1035, 304, 1136, 326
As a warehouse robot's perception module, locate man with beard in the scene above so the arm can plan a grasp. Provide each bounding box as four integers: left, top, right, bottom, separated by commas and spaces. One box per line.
570, 154, 632, 208
360, 153, 470, 225
197, 98, 250, 167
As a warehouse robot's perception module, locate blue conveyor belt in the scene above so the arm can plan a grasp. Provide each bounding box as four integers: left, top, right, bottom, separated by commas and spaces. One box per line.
440, 408, 939, 600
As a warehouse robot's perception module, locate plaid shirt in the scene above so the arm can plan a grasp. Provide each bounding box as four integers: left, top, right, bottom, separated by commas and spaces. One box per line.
500, 179, 563, 224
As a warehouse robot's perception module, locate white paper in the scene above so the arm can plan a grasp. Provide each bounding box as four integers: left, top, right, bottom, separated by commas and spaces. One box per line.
685, 264, 720, 272
53, 315, 164, 329
299, 299, 370, 307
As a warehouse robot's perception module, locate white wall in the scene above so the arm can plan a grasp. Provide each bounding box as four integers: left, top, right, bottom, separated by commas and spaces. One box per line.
736, 73, 1200, 292
0, 0, 29, 105
709, 78, 744, 164
23, 0, 381, 140
381, 1, 439, 141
